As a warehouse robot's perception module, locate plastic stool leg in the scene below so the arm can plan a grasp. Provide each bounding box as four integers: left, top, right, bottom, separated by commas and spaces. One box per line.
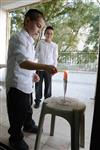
34, 105, 45, 150
71, 111, 80, 150
79, 113, 85, 147
50, 115, 56, 136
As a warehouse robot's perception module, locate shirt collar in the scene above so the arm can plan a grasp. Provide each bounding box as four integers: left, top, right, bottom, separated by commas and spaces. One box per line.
21, 29, 34, 45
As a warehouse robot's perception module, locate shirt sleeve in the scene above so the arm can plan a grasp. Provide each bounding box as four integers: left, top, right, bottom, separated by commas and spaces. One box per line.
35, 41, 40, 60
10, 35, 29, 65
53, 44, 58, 67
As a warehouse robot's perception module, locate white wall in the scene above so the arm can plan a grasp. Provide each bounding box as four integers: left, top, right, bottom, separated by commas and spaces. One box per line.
0, 9, 7, 64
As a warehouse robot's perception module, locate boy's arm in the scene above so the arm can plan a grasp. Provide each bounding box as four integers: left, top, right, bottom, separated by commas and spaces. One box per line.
20, 60, 57, 75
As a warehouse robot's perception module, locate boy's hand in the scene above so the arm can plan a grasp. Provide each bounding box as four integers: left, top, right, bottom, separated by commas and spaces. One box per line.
33, 73, 40, 82
46, 65, 57, 75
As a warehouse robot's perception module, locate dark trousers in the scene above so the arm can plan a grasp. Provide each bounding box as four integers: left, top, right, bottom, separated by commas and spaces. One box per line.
35, 71, 52, 103
7, 87, 35, 141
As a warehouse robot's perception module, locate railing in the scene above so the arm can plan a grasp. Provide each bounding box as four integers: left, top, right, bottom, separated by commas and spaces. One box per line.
58, 52, 98, 72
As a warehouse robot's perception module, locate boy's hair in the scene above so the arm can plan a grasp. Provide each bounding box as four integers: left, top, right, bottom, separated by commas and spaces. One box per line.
24, 9, 45, 21
44, 26, 54, 34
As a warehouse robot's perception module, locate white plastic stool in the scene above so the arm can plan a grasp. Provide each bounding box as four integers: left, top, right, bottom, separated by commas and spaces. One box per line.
34, 97, 86, 150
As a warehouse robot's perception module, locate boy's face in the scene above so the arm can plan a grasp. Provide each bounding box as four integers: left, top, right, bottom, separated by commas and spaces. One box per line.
45, 29, 54, 41
25, 17, 45, 38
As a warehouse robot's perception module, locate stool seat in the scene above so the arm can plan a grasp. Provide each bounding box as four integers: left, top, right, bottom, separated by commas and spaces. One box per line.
34, 97, 86, 150
45, 96, 86, 111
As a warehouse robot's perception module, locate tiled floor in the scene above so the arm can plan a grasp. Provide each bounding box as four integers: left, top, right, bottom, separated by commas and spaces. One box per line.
0, 87, 94, 150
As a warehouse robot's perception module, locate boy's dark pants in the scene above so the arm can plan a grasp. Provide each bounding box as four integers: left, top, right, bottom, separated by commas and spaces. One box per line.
7, 87, 35, 141
35, 71, 52, 103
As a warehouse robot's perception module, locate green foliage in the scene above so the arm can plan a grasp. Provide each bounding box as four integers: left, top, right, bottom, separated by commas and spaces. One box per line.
9, 0, 99, 64
10, 8, 27, 34
84, 4, 99, 52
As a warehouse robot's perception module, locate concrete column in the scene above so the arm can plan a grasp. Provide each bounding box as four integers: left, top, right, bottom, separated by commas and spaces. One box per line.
0, 9, 8, 64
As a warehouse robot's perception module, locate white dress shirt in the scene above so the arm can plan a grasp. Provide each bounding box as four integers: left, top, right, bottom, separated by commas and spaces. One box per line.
6, 29, 35, 94
35, 39, 58, 67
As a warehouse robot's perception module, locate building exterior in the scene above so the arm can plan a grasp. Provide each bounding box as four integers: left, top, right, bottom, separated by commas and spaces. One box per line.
0, 0, 49, 64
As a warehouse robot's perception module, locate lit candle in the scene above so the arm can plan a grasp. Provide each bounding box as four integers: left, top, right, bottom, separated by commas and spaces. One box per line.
63, 70, 68, 80
63, 70, 68, 102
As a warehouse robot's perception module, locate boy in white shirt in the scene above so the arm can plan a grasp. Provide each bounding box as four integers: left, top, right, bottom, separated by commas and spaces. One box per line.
6, 9, 57, 150
34, 26, 58, 108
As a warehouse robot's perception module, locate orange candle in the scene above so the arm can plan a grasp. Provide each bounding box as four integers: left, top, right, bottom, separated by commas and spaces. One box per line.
63, 70, 68, 80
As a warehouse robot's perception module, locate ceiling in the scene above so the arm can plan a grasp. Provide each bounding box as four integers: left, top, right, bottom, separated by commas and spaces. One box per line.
0, 0, 49, 11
